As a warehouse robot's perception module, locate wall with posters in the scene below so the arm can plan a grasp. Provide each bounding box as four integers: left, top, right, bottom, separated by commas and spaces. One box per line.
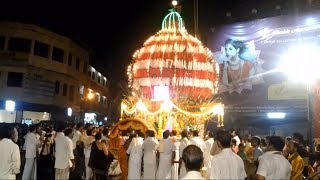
207, 11, 320, 137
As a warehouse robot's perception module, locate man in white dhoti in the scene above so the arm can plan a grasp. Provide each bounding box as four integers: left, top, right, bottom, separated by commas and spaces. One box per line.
179, 130, 190, 179
22, 125, 42, 180
83, 128, 95, 180
142, 130, 159, 179
170, 130, 180, 180
55, 127, 75, 180
0, 126, 21, 180
190, 130, 206, 152
156, 130, 176, 179
204, 132, 214, 178
127, 131, 144, 180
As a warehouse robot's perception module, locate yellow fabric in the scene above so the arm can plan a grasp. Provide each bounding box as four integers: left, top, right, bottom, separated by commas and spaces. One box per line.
79, 133, 86, 142
303, 157, 309, 166
244, 144, 253, 160
109, 118, 155, 139
288, 152, 304, 180
119, 141, 128, 180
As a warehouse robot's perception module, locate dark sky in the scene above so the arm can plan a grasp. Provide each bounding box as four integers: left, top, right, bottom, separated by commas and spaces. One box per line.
0, 1, 186, 83
0, 1, 230, 77
0, 0, 306, 90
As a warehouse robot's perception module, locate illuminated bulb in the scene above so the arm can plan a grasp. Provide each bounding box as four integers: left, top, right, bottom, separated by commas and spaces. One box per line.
87, 91, 94, 100
279, 45, 320, 82
171, 0, 178, 6
267, 112, 286, 119
161, 100, 173, 112
212, 105, 224, 115
136, 100, 147, 112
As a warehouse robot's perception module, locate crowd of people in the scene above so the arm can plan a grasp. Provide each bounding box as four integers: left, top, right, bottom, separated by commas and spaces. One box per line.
1, 121, 320, 180
120, 129, 320, 180
0, 123, 114, 180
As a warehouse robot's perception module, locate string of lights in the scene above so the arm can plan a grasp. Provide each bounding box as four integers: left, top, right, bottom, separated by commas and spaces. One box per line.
121, 99, 224, 117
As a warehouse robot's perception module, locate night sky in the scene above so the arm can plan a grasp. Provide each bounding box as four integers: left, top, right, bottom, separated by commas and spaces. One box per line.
0, 0, 307, 97
0, 1, 181, 82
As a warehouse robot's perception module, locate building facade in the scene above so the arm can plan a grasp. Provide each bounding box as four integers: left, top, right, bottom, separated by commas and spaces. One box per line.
0, 21, 108, 124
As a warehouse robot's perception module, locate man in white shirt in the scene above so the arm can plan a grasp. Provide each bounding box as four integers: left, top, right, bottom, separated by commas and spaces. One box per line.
71, 123, 84, 179
179, 130, 190, 179
48, 126, 56, 140
231, 130, 241, 146
190, 130, 206, 152
181, 145, 205, 180
157, 130, 176, 179
142, 130, 159, 180
170, 130, 180, 180
55, 126, 75, 180
22, 125, 42, 180
127, 131, 144, 180
22, 132, 29, 151
210, 130, 246, 179
255, 136, 291, 180
72, 123, 83, 150
83, 129, 95, 180
204, 131, 214, 178
0, 126, 21, 179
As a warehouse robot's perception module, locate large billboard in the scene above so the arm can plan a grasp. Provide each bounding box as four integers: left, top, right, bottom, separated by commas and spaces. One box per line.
207, 12, 320, 116
208, 12, 320, 108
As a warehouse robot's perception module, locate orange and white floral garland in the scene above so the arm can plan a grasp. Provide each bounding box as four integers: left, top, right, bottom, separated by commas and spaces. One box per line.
127, 14, 219, 99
